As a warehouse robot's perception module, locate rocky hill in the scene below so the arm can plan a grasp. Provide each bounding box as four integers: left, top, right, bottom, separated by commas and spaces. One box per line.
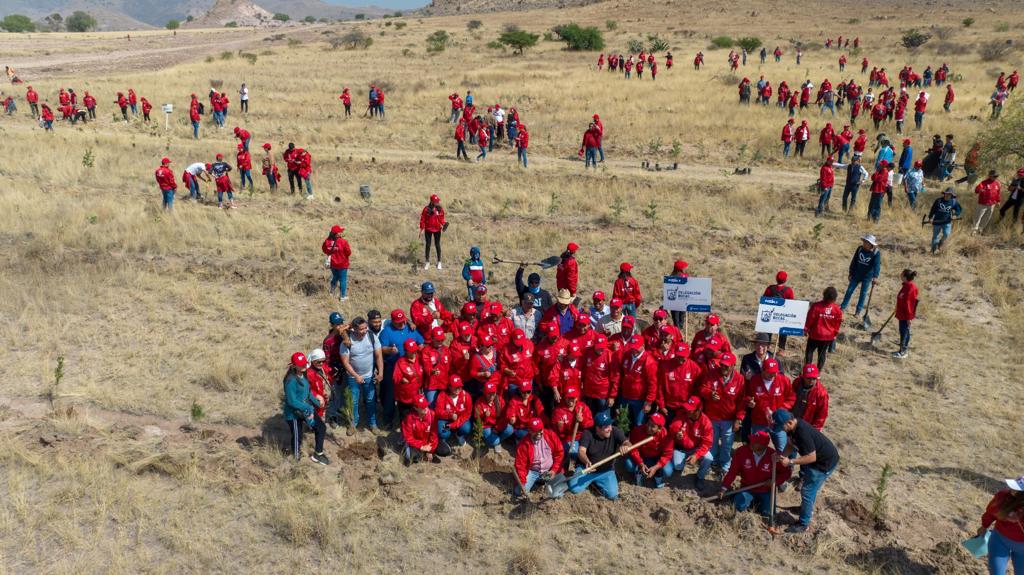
183, 0, 274, 28
422, 0, 600, 15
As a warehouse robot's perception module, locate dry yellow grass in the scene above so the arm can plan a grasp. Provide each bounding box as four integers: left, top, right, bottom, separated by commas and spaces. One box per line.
1, 1, 1023, 573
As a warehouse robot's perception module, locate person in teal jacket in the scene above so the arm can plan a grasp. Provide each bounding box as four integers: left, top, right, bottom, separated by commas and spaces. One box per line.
283, 352, 317, 460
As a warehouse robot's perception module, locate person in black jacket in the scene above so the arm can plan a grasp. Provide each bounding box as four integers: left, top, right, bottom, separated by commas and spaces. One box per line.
926, 188, 962, 254
840, 235, 881, 316
515, 265, 553, 312
774, 409, 840, 533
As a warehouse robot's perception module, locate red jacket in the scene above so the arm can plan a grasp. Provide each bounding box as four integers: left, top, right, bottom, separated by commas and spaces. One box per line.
402, 408, 438, 451
128, 90, 137, 105
975, 178, 1001, 206
474, 394, 507, 429
340, 92, 351, 105
515, 129, 529, 149
393, 355, 424, 405
435, 389, 472, 428
805, 301, 843, 340
914, 96, 927, 113
410, 297, 451, 338
448, 336, 476, 381
547, 358, 583, 398
155, 166, 176, 190
615, 349, 658, 402
854, 134, 868, 152
556, 255, 579, 295
642, 323, 682, 351
419, 204, 446, 233
321, 236, 352, 269
83, 95, 96, 109
41, 105, 54, 121
190, 107, 201, 122
690, 329, 732, 358
499, 342, 535, 385
236, 128, 250, 142
141, 99, 152, 114
295, 150, 312, 178
746, 374, 796, 426
505, 394, 546, 431
668, 413, 713, 458
781, 124, 794, 143
794, 379, 829, 430
658, 356, 702, 410
699, 370, 746, 421
514, 429, 564, 484
870, 168, 889, 194
477, 127, 489, 147
26, 89, 38, 103
613, 276, 642, 305
982, 490, 1024, 543
237, 150, 252, 171
306, 365, 330, 418
628, 425, 673, 467
721, 444, 791, 494
535, 337, 568, 386
551, 403, 594, 442
582, 348, 614, 400
454, 123, 466, 142
420, 344, 452, 391
895, 280, 918, 321
944, 86, 955, 104
581, 128, 601, 150
819, 164, 835, 189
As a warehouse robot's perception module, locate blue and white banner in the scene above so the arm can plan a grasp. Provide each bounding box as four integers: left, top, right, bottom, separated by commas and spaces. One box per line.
663, 276, 712, 313
755, 297, 810, 336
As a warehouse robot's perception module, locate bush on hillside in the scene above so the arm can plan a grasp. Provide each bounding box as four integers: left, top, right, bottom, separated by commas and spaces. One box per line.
553, 23, 604, 51
710, 36, 733, 48
978, 104, 1024, 169
272, 13, 290, 22
605, 20, 617, 31
225, 21, 238, 28
355, 14, 366, 20
647, 35, 669, 52
962, 17, 974, 27
0, 14, 35, 32
65, 11, 97, 32
303, 16, 316, 23
736, 36, 762, 52
166, 19, 180, 30
978, 40, 1011, 61
467, 19, 482, 30
334, 29, 373, 49
626, 38, 644, 53
426, 30, 450, 53
498, 27, 539, 54
900, 29, 931, 50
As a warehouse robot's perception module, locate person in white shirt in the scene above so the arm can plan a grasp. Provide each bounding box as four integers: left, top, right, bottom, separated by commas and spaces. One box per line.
239, 83, 249, 113
511, 295, 542, 341
184, 162, 211, 200
598, 298, 625, 336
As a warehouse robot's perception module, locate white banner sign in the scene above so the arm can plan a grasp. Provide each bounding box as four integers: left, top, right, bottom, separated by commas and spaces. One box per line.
755, 297, 810, 336
663, 276, 712, 312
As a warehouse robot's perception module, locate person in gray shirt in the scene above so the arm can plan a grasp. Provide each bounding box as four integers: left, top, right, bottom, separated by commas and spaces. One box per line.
511, 295, 542, 341
340, 317, 383, 433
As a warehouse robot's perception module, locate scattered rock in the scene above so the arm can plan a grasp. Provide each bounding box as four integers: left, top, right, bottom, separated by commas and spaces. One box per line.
142, 425, 166, 437
39, 433, 66, 446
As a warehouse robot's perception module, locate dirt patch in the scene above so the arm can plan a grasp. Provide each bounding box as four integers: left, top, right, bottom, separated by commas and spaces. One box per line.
336, 440, 378, 461
830, 497, 880, 532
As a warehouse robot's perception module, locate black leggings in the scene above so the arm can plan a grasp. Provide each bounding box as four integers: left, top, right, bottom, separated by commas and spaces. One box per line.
287, 170, 300, 193
287, 419, 305, 458
240, 100, 248, 113
424, 231, 442, 263
804, 339, 832, 370
313, 416, 326, 454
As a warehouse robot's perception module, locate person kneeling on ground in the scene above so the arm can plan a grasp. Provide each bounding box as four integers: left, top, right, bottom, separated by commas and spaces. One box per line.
669, 397, 714, 493
624, 412, 674, 488
474, 381, 514, 454
402, 394, 452, 465
568, 410, 631, 500
435, 376, 473, 446
718, 430, 791, 516
514, 417, 564, 498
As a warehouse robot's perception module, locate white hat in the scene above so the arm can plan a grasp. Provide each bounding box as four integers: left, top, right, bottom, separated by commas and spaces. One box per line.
1006, 475, 1024, 491
861, 234, 878, 246
309, 348, 326, 362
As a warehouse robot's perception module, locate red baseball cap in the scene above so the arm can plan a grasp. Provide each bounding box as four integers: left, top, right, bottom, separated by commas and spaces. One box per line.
653, 309, 668, 320
160, 157, 171, 165
566, 242, 579, 253
449, 375, 463, 388
763, 358, 780, 375
404, 340, 420, 354
291, 352, 309, 369
484, 381, 498, 394
527, 417, 544, 432
674, 342, 691, 357
519, 380, 533, 393
431, 326, 446, 342
648, 413, 666, 426
568, 344, 583, 358
706, 314, 721, 326
673, 260, 689, 272
776, 270, 788, 283
430, 194, 440, 203
414, 395, 429, 409
511, 329, 526, 344
682, 396, 702, 412
719, 352, 737, 367
457, 321, 472, 336
610, 298, 623, 309
803, 363, 820, 379
595, 334, 608, 349
391, 309, 406, 323
479, 334, 495, 347
592, 290, 606, 301
262, 142, 272, 150
749, 430, 771, 446
620, 262, 633, 273
543, 323, 559, 336
575, 314, 591, 326
622, 316, 636, 329
462, 302, 477, 316
331, 225, 344, 234
564, 386, 581, 399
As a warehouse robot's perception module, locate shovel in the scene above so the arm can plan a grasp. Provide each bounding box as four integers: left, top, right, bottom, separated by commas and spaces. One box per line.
861, 282, 876, 330
703, 479, 771, 500
870, 310, 896, 345
544, 435, 655, 499
493, 254, 561, 270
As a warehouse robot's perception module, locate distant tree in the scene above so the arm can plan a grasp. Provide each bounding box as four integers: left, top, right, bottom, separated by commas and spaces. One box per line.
426, 29, 450, 52
553, 23, 604, 51
166, 19, 180, 30
1, 14, 35, 32
65, 11, 97, 32
962, 17, 975, 28
900, 29, 931, 50
498, 27, 540, 55
355, 13, 366, 20
978, 104, 1024, 170
186, 15, 194, 22
272, 13, 290, 22
224, 21, 238, 28
303, 16, 316, 23
467, 19, 482, 30
736, 36, 762, 52
393, 11, 403, 17
43, 13, 63, 31
335, 28, 372, 49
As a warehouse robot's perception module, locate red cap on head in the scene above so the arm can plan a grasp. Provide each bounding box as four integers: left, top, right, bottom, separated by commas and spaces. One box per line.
457, 322, 472, 336
511, 329, 526, 344
431, 326, 446, 342
595, 334, 608, 349
706, 314, 721, 326
484, 381, 498, 394
575, 314, 591, 327
527, 417, 544, 432
430, 194, 440, 203
462, 302, 477, 316
619, 262, 633, 273
622, 316, 636, 329
519, 380, 533, 393
903, 138, 911, 145
914, 160, 923, 168
763, 358, 780, 375
216, 153, 224, 160
673, 260, 689, 272
391, 309, 406, 323
331, 225, 344, 234
649, 413, 666, 426
749, 430, 771, 446
414, 395, 429, 409
291, 352, 308, 369
449, 375, 463, 388
803, 363, 820, 379
479, 334, 495, 347
543, 322, 559, 336
564, 386, 580, 399
674, 342, 691, 357
404, 340, 420, 354
262, 143, 272, 150
682, 396, 702, 412
568, 344, 583, 358
566, 242, 579, 253
592, 290, 606, 301
161, 157, 171, 165
610, 298, 623, 309
237, 143, 244, 150
719, 352, 737, 367
776, 271, 788, 284
653, 309, 668, 320
489, 301, 503, 315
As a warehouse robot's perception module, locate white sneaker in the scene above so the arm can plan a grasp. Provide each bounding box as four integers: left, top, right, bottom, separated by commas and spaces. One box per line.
491, 445, 504, 456
436, 262, 443, 270
424, 262, 430, 270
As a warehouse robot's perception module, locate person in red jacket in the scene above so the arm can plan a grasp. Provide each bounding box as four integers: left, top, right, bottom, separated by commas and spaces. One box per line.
140, 97, 152, 122
25, 85, 39, 117
547, 343, 584, 406
613, 262, 642, 316
410, 281, 451, 339
305, 348, 331, 464
804, 286, 843, 370
189, 101, 202, 139
817, 155, 836, 217
233, 126, 251, 151
394, 340, 425, 419
556, 242, 580, 298
474, 381, 513, 451
514, 122, 529, 168
977, 476, 1024, 574
699, 352, 745, 473
718, 430, 791, 515
781, 118, 795, 157
973, 170, 1002, 234
943, 84, 955, 112
745, 358, 795, 451
435, 375, 472, 445
40, 103, 54, 130
420, 194, 446, 270
582, 333, 615, 415
340, 88, 352, 117
236, 143, 254, 190
402, 395, 451, 464
421, 326, 452, 404
892, 269, 919, 359
668, 396, 714, 491
615, 339, 659, 427
474, 120, 489, 161
642, 309, 681, 352
321, 225, 352, 300
551, 385, 594, 462
447, 321, 475, 382
454, 120, 469, 161
82, 91, 96, 119
624, 412, 674, 488
295, 147, 313, 198
581, 122, 601, 169
513, 418, 564, 498
691, 313, 732, 363
791, 363, 829, 430
127, 88, 138, 116
154, 157, 177, 210
658, 342, 702, 420
500, 328, 535, 392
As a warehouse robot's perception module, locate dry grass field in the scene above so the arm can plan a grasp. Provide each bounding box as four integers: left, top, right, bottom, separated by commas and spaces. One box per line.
1, 0, 1023, 573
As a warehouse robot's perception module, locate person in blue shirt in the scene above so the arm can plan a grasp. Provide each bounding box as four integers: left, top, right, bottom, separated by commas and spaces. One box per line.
926, 188, 962, 254
897, 139, 913, 180
465, 90, 473, 108
378, 309, 424, 429
461, 246, 486, 300
840, 234, 881, 316
903, 160, 925, 210
875, 139, 894, 171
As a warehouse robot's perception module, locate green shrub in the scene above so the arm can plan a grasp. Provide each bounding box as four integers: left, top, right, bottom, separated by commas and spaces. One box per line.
225, 21, 238, 28
553, 23, 605, 51
962, 17, 974, 27
395, 22, 406, 30
303, 16, 316, 23
467, 19, 483, 30
220, 51, 234, 60
426, 30, 450, 52
355, 13, 366, 20
65, 11, 97, 32
166, 19, 180, 30
605, 19, 617, 31
272, 13, 290, 22
626, 38, 644, 53
498, 28, 540, 54
0, 14, 35, 32
995, 21, 1010, 33
710, 35, 734, 48
900, 29, 931, 50
736, 36, 762, 52
647, 35, 669, 52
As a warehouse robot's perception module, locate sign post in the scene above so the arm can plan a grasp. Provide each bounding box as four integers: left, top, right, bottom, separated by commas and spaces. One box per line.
663, 276, 713, 339
754, 297, 810, 353
161, 103, 173, 131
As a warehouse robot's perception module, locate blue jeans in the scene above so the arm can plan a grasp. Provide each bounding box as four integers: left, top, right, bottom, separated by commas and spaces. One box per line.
216, 191, 234, 203
187, 177, 200, 199
989, 529, 1024, 575
931, 223, 951, 251
841, 277, 872, 314
330, 268, 348, 298
239, 169, 253, 189
347, 374, 377, 427
514, 428, 530, 441
837, 143, 850, 164
868, 192, 884, 221
710, 420, 736, 472
476, 146, 487, 161
618, 397, 647, 427
622, 303, 637, 317
799, 464, 836, 526
266, 172, 276, 188
672, 449, 713, 479
906, 188, 918, 209
816, 187, 832, 216
438, 420, 471, 445
585, 147, 598, 168
783, 142, 791, 157
243, 136, 251, 151
914, 111, 924, 130
568, 469, 619, 499
130, 103, 137, 115
517, 148, 528, 167
161, 188, 174, 209
192, 120, 200, 139
424, 389, 439, 406
598, 146, 605, 162
898, 319, 911, 350
482, 424, 513, 447
515, 469, 542, 496
381, 363, 397, 427
751, 424, 787, 453
624, 456, 674, 488
734, 491, 772, 515
302, 176, 313, 197
456, 140, 467, 160
820, 102, 835, 116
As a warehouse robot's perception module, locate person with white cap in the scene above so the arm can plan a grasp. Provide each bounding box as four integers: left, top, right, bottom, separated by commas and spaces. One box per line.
840, 235, 881, 317
926, 187, 962, 254
305, 348, 331, 465
978, 475, 1024, 574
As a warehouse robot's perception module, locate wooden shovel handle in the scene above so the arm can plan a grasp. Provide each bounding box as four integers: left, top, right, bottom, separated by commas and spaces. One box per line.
577, 435, 656, 476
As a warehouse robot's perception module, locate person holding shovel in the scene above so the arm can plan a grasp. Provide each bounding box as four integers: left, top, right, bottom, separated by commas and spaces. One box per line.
840, 234, 881, 318
977, 475, 1024, 574
774, 408, 840, 533
668, 397, 714, 492
891, 269, 919, 359
567, 410, 631, 500
515, 266, 553, 312
718, 430, 791, 516
513, 418, 564, 499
